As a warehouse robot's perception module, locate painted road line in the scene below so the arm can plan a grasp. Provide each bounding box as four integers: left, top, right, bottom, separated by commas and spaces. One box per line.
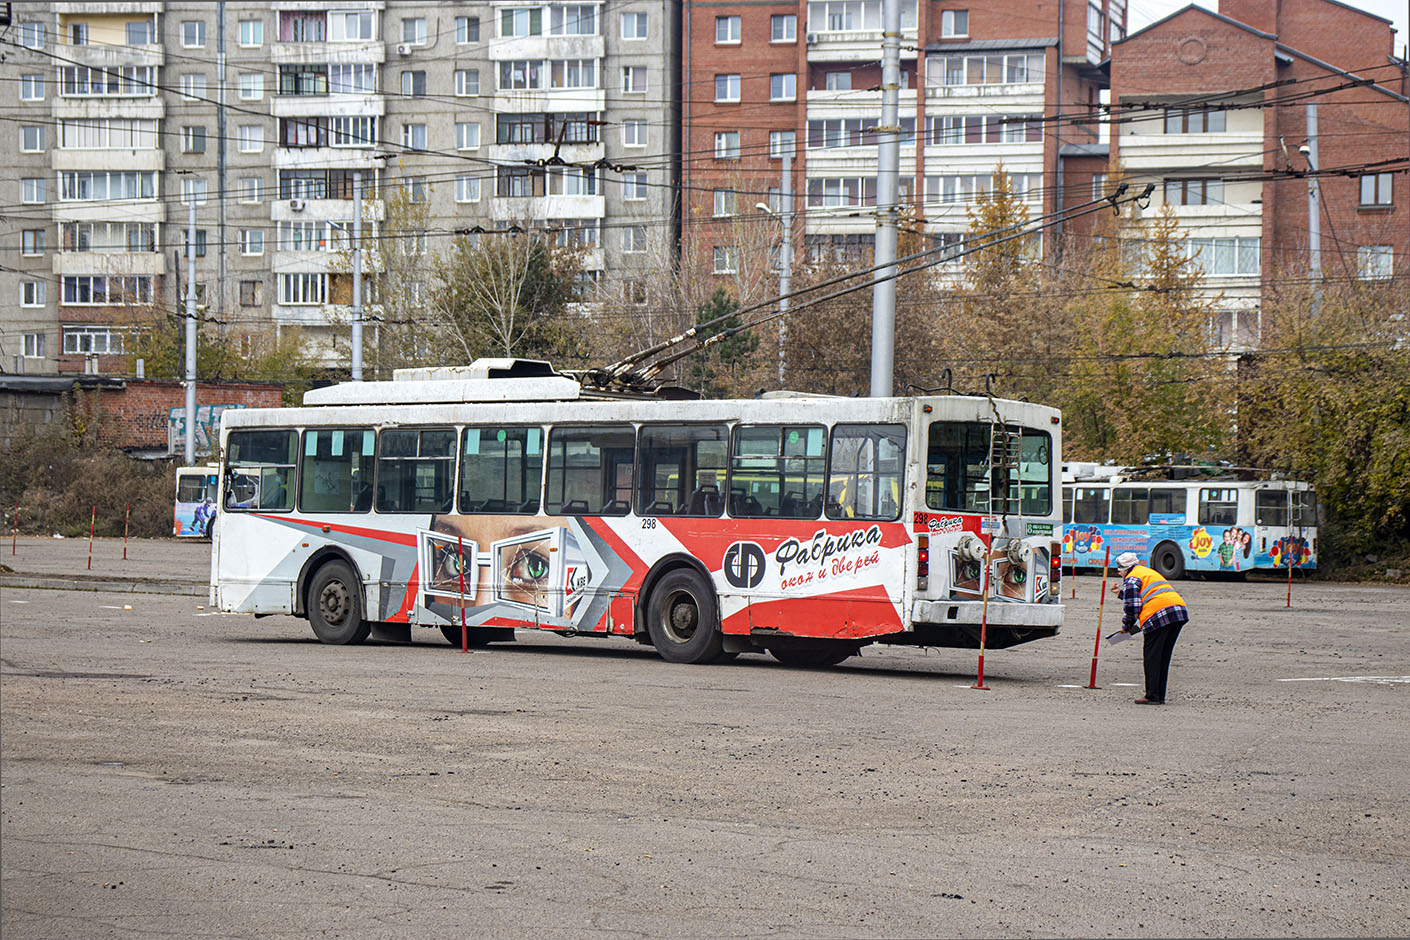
1279, 676, 1410, 685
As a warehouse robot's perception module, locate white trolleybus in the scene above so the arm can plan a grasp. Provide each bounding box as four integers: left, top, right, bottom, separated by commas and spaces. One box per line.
211, 360, 1065, 666
1062, 463, 1317, 579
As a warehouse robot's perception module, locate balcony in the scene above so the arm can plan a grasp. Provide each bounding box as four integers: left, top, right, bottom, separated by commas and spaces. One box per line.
53, 250, 165, 277
56, 41, 163, 69
806, 29, 917, 63
53, 149, 164, 172
52, 98, 164, 122
271, 148, 383, 172
51, 201, 165, 224
492, 87, 608, 116
488, 34, 604, 62
270, 42, 385, 66
1118, 130, 1265, 173
271, 199, 384, 223
271, 94, 384, 119
486, 141, 604, 166
490, 194, 605, 222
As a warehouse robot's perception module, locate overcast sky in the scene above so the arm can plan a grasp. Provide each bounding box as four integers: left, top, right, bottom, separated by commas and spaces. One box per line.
1127, 0, 1408, 56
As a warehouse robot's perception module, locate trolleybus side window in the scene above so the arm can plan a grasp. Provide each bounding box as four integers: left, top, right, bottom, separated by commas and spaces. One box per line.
827, 424, 906, 521
545, 425, 634, 515
224, 430, 298, 511
300, 428, 374, 513
1198, 487, 1238, 526
637, 424, 728, 517
1149, 487, 1183, 518
1292, 489, 1317, 525
729, 424, 825, 518
1255, 489, 1288, 526
376, 428, 456, 513
1111, 486, 1149, 524
925, 421, 989, 512
1071, 486, 1109, 524
459, 426, 543, 514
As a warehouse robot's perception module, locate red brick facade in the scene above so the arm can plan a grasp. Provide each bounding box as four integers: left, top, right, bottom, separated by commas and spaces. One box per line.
83, 380, 283, 451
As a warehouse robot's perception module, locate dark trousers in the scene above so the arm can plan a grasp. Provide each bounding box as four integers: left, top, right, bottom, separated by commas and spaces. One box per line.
1142, 620, 1185, 702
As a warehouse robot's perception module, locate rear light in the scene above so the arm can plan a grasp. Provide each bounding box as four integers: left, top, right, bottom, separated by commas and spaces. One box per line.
1051, 541, 1062, 586
917, 534, 929, 588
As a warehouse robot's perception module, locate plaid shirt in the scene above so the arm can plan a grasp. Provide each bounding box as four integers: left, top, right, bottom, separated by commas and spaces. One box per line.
1121, 574, 1190, 634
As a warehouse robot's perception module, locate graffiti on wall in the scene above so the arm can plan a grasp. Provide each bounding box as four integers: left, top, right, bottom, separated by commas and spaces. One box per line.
168, 404, 247, 456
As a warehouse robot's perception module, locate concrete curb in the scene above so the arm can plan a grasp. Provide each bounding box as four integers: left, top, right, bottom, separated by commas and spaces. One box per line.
0, 576, 207, 597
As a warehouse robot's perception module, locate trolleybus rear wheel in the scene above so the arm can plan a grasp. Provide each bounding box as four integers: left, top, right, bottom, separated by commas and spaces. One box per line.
646, 569, 725, 664
308, 561, 371, 645
769, 643, 857, 668
1151, 542, 1186, 581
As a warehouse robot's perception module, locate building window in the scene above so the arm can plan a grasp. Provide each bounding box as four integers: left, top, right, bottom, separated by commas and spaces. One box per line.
235, 124, 262, 153
1357, 245, 1394, 280
62, 277, 151, 307
180, 73, 208, 100
239, 73, 263, 100
455, 69, 480, 96
1163, 178, 1224, 207
622, 66, 647, 93
770, 73, 796, 101
21, 126, 45, 152
401, 71, 426, 97
402, 124, 427, 150
22, 281, 46, 307
330, 11, 375, 41
71, 23, 91, 46
623, 119, 647, 147
941, 10, 969, 36
1359, 173, 1393, 207
769, 130, 796, 158
63, 327, 125, 354
23, 332, 46, 358
622, 12, 648, 39
713, 246, 738, 274
551, 5, 596, 35
182, 20, 206, 47
402, 18, 427, 44
713, 189, 736, 217
455, 176, 482, 203
715, 74, 740, 102
1091, 173, 1109, 201
714, 131, 741, 159
19, 23, 45, 49
22, 178, 46, 204
330, 116, 375, 147
279, 273, 328, 305
20, 75, 45, 101
622, 225, 648, 253
181, 125, 207, 153
238, 177, 263, 203
241, 230, 264, 255
772, 14, 797, 41
186, 229, 208, 258
409, 177, 429, 202
1184, 237, 1260, 276
21, 230, 46, 256
239, 281, 261, 306
624, 172, 647, 200
550, 58, 597, 89
456, 122, 481, 150
126, 21, 156, 44
1164, 108, 1225, 133
716, 15, 741, 43
456, 16, 481, 42
825, 71, 852, 91
182, 177, 208, 206
239, 19, 263, 46
501, 7, 543, 36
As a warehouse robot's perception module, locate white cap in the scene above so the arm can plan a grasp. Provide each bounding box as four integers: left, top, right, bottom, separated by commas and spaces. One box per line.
1116, 551, 1141, 571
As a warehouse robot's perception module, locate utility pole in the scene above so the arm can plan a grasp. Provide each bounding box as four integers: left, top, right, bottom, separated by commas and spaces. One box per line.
869, 0, 901, 397
185, 199, 198, 465
216, 1, 227, 331
1305, 102, 1321, 315
778, 153, 792, 385
351, 171, 363, 380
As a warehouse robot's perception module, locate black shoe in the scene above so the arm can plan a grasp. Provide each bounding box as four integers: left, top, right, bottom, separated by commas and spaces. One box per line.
1134, 697, 1164, 705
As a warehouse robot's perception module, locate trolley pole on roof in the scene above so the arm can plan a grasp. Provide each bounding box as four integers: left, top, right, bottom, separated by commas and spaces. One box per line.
869, 0, 901, 397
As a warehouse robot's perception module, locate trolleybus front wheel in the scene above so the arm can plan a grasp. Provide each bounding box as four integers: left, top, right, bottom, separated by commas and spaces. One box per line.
769, 643, 858, 668
646, 569, 725, 664
307, 560, 371, 645
1151, 541, 1186, 580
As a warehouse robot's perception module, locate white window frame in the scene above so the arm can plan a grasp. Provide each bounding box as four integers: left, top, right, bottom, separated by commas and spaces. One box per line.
239, 73, 263, 100
182, 20, 206, 48
455, 176, 482, 203
714, 131, 740, 160
21, 229, 46, 256
19, 23, 45, 49
1360, 173, 1393, 207
180, 73, 207, 101
241, 229, 265, 256
622, 66, 647, 94
238, 177, 263, 204
21, 281, 46, 307
715, 74, 740, 103
181, 177, 208, 206
238, 124, 264, 153
63, 326, 125, 352
769, 130, 795, 159
455, 69, 480, 96
771, 14, 797, 42
401, 70, 427, 97
279, 272, 329, 305
770, 73, 796, 101
22, 178, 45, 204
402, 123, 427, 150
621, 12, 648, 39
622, 225, 648, 253
21, 126, 44, 152
20, 75, 45, 101
623, 172, 647, 201
825, 71, 852, 91
330, 11, 376, 41
182, 125, 207, 153
713, 246, 738, 274
456, 122, 481, 150
23, 332, 46, 358
715, 15, 741, 43
1357, 245, 1394, 280
456, 16, 480, 43
402, 17, 428, 44
941, 9, 969, 37
713, 189, 736, 217
623, 119, 647, 147
239, 19, 263, 46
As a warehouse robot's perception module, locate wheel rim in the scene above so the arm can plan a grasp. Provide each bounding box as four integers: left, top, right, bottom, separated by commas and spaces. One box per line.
661, 590, 699, 644
319, 579, 350, 627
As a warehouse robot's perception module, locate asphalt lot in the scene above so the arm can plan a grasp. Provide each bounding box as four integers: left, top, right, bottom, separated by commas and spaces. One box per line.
2, 538, 1407, 938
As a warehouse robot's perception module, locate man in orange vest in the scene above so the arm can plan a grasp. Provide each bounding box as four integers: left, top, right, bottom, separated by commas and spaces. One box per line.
1116, 550, 1190, 705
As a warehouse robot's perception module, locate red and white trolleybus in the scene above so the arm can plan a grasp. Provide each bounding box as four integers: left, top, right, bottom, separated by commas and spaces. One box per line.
211, 360, 1065, 666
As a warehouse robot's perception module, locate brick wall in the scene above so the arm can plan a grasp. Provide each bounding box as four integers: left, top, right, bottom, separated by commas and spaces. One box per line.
82, 380, 283, 450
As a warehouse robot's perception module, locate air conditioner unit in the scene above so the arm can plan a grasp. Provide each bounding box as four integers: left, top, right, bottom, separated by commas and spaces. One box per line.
289, 198, 306, 211
396, 42, 412, 55
806, 32, 820, 43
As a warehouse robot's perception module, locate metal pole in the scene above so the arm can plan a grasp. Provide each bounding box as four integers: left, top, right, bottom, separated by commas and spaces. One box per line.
185, 199, 197, 465
778, 153, 792, 386
216, 1, 227, 331
869, 0, 901, 397
1306, 102, 1321, 315
351, 171, 363, 380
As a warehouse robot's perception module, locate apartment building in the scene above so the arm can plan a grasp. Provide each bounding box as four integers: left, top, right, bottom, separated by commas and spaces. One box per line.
680, 0, 1126, 280
1, 1, 680, 374
1109, 0, 1407, 349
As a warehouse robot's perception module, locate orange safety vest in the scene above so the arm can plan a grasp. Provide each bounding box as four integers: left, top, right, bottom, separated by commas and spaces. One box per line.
1128, 564, 1187, 627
